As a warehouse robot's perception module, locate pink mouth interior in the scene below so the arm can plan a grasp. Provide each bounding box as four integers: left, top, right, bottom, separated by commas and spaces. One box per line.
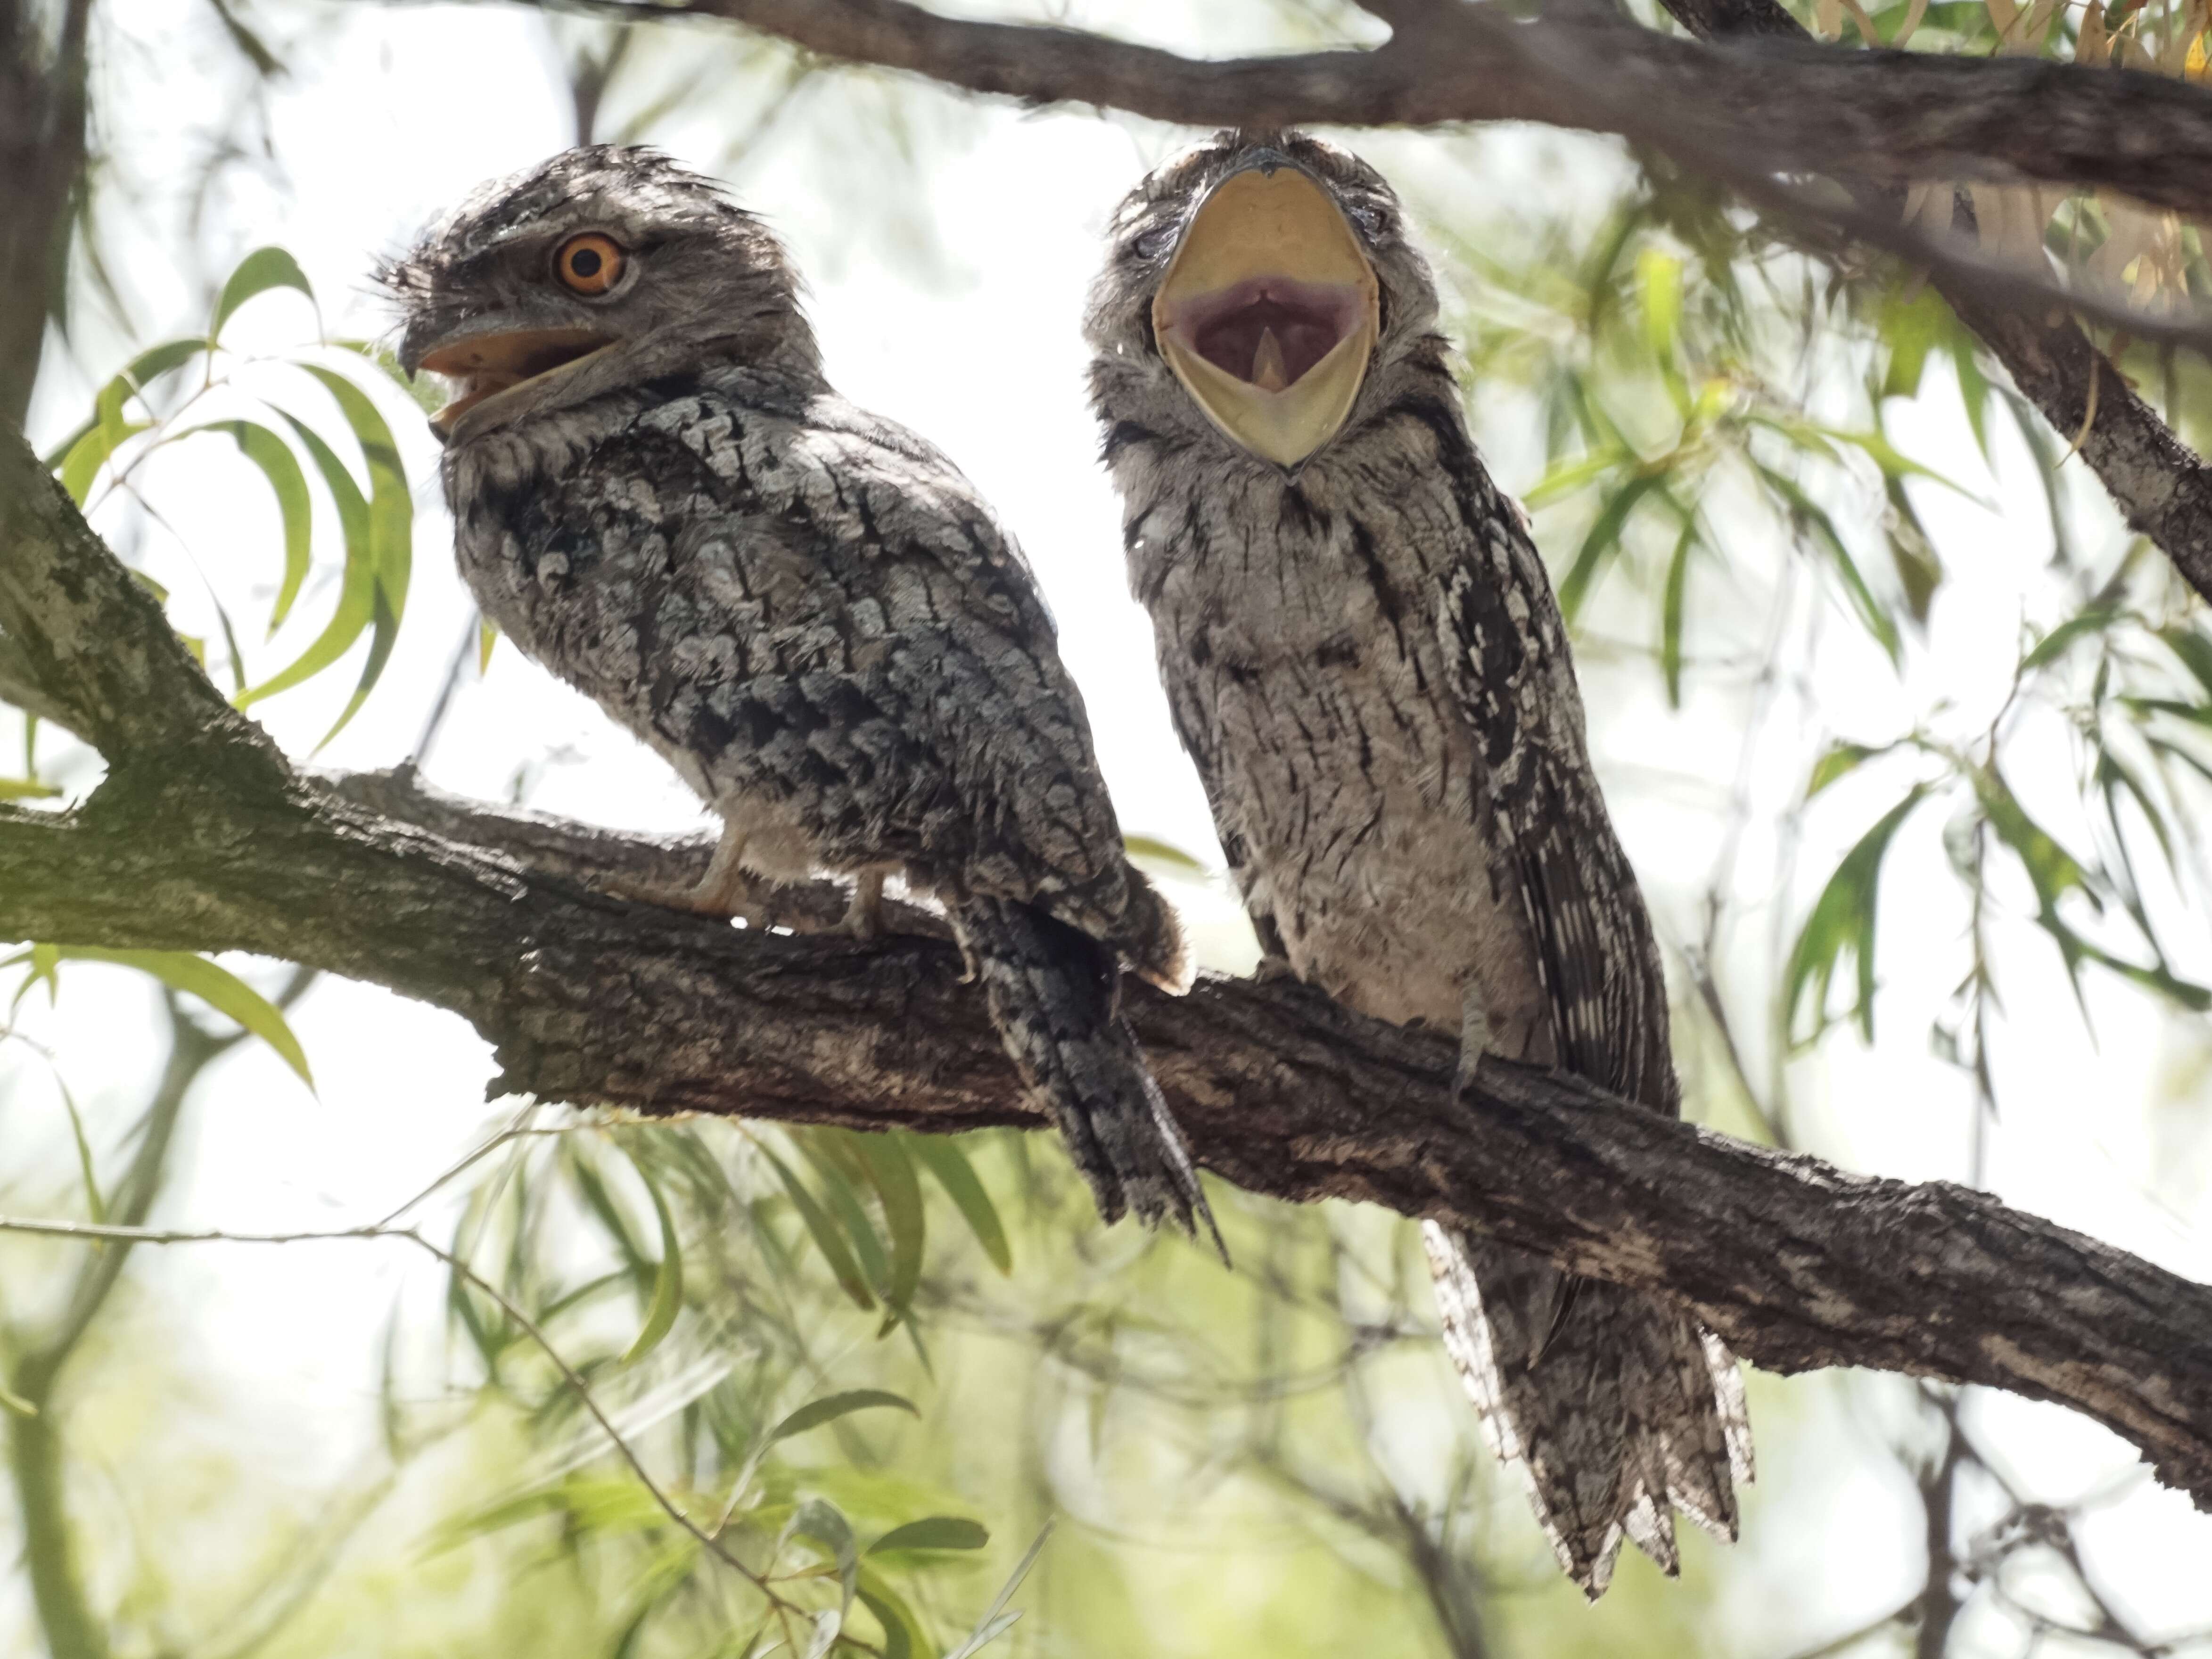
1164, 276, 1365, 388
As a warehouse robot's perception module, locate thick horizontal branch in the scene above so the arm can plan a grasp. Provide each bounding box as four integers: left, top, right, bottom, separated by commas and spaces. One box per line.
7, 376, 2212, 1514
644, 0, 2212, 219
6, 769, 2212, 1503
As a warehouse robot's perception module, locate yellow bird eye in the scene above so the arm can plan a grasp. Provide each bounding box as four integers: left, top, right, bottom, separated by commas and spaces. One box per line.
555, 233, 625, 296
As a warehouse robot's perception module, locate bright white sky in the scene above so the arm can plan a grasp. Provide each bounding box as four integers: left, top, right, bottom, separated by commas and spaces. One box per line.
8, 0, 2212, 1651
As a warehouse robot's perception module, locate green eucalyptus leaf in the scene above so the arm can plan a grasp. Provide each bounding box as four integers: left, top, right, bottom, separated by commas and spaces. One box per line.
57, 418, 150, 505
1808, 742, 1881, 799
55, 1077, 105, 1224
764, 1149, 875, 1310
1558, 471, 1662, 621
794, 1497, 859, 1616
239, 412, 374, 706
1122, 834, 1208, 871
1521, 446, 1629, 512
1784, 787, 1927, 1044
176, 421, 314, 633
796, 1131, 892, 1297
869, 1517, 988, 1555
296, 364, 411, 749
1659, 513, 1696, 708
1758, 465, 1901, 667
51, 948, 312, 1086
854, 1570, 920, 1659
853, 1133, 925, 1330
768, 1389, 917, 1443
214, 247, 317, 342
906, 1134, 1011, 1274
619, 1151, 685, 1366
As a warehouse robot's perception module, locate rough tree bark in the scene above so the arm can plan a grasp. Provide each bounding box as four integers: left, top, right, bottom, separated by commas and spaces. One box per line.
7, 423, 2212, 1509
609, 0, 2212, 216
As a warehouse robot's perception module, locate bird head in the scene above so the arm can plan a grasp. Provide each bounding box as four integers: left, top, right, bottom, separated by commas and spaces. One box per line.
1085, 131, 1439, 473
382, 146, 816, 443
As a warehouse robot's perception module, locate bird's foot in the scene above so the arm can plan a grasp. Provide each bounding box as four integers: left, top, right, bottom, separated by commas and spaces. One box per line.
1252, 952, 1299, 985
604, 822, 760, 924
1454, 987, 1493, 1096
842, 869, 888, 939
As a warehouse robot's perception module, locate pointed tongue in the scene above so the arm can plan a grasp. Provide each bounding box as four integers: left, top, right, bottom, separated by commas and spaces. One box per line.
1251, 327, 1290, 393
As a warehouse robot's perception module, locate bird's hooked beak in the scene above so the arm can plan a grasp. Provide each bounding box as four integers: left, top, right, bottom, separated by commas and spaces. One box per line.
1151, 152, 1380, 470
399, 320, 614, 441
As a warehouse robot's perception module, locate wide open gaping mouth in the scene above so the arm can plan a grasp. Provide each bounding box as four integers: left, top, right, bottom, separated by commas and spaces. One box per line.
1151, 163, 1380, 468
1169, 276, 1370, 392
419, 327, 612, 435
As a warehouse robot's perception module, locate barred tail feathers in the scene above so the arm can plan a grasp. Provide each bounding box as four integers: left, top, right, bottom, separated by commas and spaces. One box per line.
961, 896, 1216, 1243
1423, 1223, 1752, 1599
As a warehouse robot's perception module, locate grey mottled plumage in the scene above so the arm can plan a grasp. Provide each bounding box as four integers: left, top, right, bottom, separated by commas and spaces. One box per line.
385, 147, 1209, 1236
1085, 132, 1750, 1594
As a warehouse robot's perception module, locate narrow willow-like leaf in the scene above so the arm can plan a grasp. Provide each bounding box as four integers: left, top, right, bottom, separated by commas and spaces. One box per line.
6, 942, 61, 1013
55, 1078, 106, 1224
1784, 787, 1927, 1043
239, 412, 374, 706
854, 1570, 920, 1659
620, 1150, 686, 1366
57, 418, 150, 505
1659, 513, 1696, 708
2021, 606, 2122, 673
213, 247, 316, 342
764, 1149, 875, 1309
0, 778, 61, 800
870, 1517, 989, 1554
853, 1133, 925, 1328
1759, 465, 1902, 666
1558, 471, 1661, 621
942, 1521, 1051, 1659
801, 1609, 841, 1659
179, 421, 314, 632
1122, 834, 1208, 871
1521, 446, 1629, 511
297, 364, 411, 749
54, 947, 312, 1086
1807, 742, 1882, 799
2161, 626, 2212, 701
767, 1389, 917, 1443
796, 1131, 892, 1297
1637, 247, 1683, 364
335, 337, 445, 415
906, 1134, 1011, 1274
794, 1497, 859, 1614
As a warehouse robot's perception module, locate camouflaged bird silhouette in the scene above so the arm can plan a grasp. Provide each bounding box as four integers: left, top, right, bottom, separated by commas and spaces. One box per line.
385, 146, 1211, 1240
1085, 131, 1752, 1596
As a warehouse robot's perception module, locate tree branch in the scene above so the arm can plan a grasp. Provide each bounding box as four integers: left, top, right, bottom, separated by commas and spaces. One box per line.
1654, 0, 2212, 623
623, 0, 2212, 217
5, 424, 2212, 1507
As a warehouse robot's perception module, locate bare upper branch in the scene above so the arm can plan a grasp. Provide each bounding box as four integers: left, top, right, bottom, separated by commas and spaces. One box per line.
658, 0, 2212, 218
